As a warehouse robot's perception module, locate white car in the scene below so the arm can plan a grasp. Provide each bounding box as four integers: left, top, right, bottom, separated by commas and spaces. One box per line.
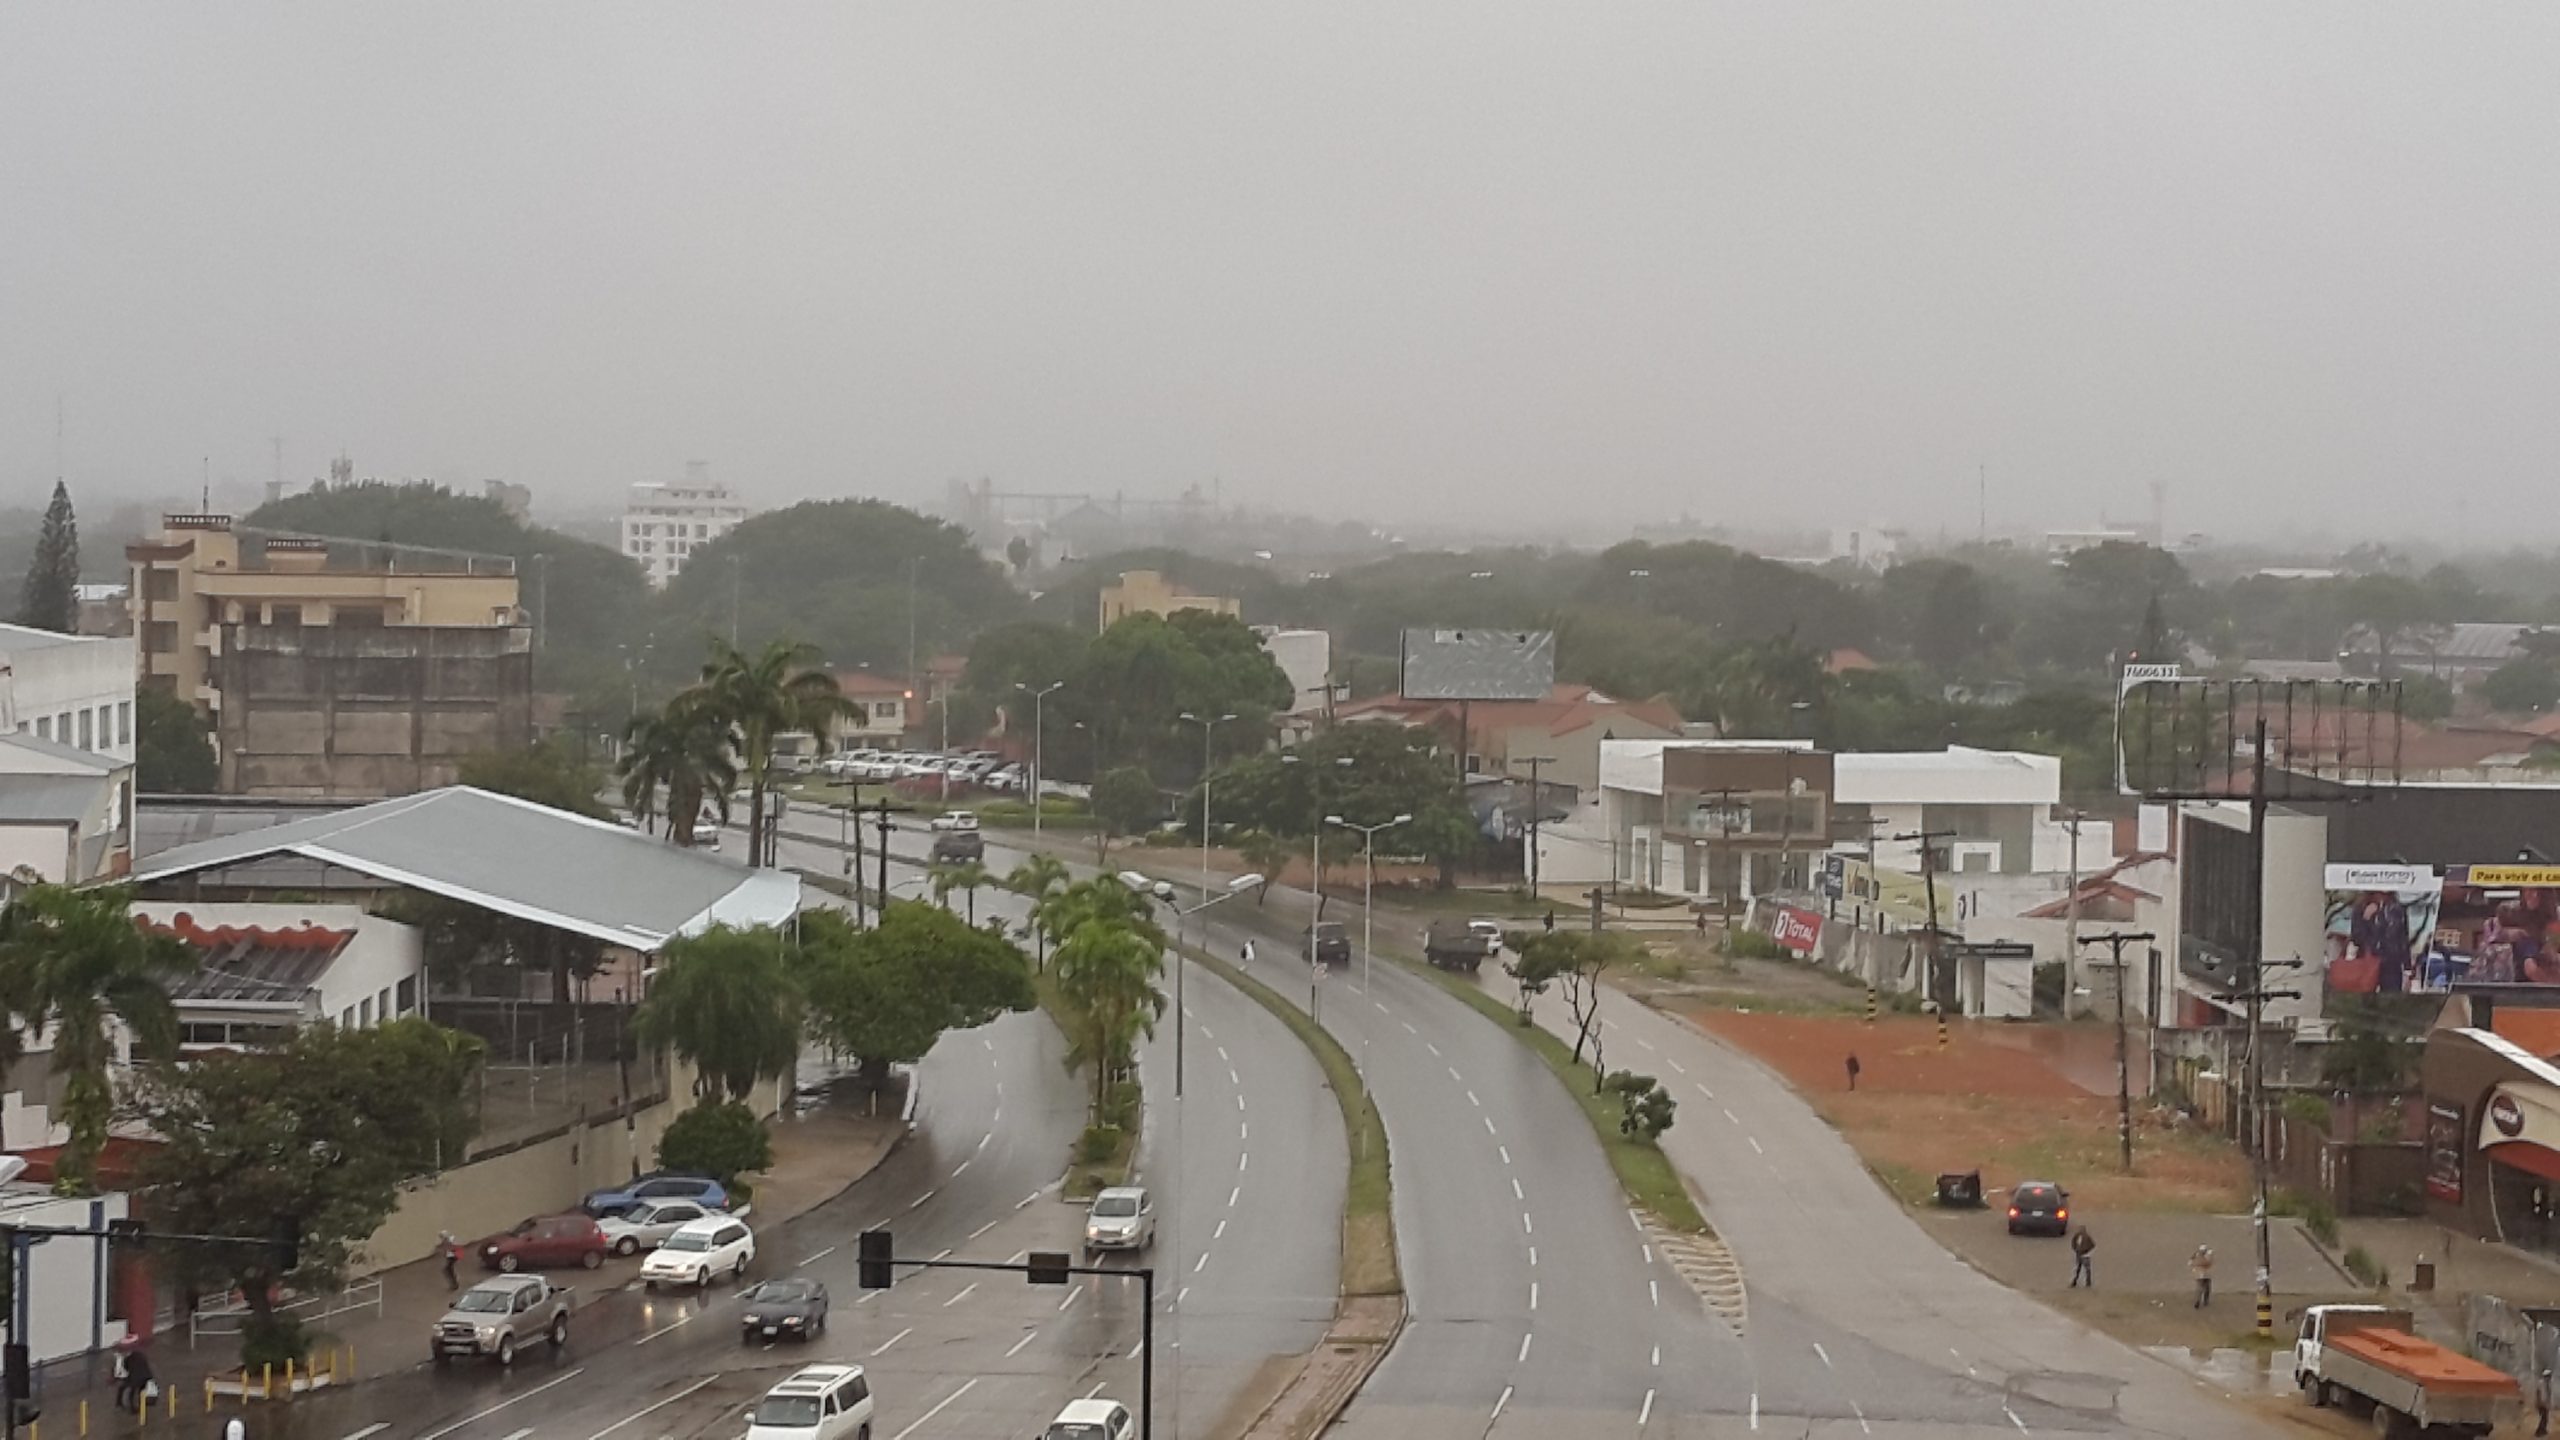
1042, 1397, 1134, 1440
1083, 1186, 1155, 1254
597, 1197, 733, 1257
746, 1365, 874, 1440
1467, 919, 1505, 956
640, 1214, 754, 1290
929, 811, 979, 833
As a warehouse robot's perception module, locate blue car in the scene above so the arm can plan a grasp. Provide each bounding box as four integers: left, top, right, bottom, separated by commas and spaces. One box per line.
582, 1172, 728, 1219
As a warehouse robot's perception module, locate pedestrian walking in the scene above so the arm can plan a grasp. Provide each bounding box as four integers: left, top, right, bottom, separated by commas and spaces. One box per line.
1542, 909, 1556, 934
2068, 1226, 2095, 1288
1844, 1053, 1862, 1091
439, 1229, 461, 1290
1241, 939, 1256, 967
1694, 908, 1708, 937
118, 1345, 155, 1413
2189, 1244, 2215, 1308
110, 1348, 133, 1412
2536, 1367, 2550, 1437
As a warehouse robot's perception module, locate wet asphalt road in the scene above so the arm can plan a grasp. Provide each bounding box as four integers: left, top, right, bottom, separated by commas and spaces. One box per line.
158, 822, 1339, 1440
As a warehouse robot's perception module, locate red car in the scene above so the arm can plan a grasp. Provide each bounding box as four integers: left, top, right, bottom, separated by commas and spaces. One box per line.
479, 1214, 609, 1272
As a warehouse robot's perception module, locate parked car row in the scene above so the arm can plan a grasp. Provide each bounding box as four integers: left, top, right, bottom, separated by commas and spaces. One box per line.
817, 748, 1028, 793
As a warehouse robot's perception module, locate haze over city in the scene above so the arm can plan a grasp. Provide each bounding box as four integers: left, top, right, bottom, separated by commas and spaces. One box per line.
9, 5, 2560, 541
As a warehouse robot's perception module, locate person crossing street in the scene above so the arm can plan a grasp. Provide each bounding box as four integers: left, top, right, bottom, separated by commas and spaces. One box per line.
2068, 1225, 2095, 1287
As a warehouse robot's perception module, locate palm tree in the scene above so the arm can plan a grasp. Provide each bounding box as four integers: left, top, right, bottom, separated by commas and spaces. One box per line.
634, 924, 803, 1104
0, 884, 193, 1193
929, 860, 993, 924
1004, 855, 1071, 969
1051, 922, 1165, 1115
618, 696, 737, 846
691, 639, 856, 865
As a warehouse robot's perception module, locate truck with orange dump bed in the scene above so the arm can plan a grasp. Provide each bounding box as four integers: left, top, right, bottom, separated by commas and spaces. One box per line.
2294, 1304, 2518, 1438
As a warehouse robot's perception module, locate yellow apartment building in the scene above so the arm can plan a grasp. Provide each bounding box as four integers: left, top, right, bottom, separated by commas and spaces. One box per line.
1096, 570, 1241, 632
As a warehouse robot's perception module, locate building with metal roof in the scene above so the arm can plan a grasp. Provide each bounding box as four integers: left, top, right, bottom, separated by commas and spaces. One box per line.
127, 785, 799, 949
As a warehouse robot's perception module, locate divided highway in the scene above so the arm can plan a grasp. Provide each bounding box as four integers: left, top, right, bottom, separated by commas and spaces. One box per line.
193, 819, 1340, 1440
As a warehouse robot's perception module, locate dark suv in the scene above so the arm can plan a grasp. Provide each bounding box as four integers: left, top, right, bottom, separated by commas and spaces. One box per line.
1303, 922, 1350, 968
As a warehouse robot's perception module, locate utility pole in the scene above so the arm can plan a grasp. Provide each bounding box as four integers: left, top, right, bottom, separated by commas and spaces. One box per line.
1893, 829, 1960, 1011
873, 800, 894, 914
1697, 786, 1743, 933
2063, 807, 2087, 1015
1520, 755, 1554, 898
2226, 715, 2299, 1340
2077, 929, 2153, 1173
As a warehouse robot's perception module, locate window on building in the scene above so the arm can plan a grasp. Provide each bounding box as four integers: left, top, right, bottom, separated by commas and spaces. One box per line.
341, 1007, 355, 1028
118, 701, 132, 746
77, 709, 93, 751
33, 716, 48, 740
396, 975, 417, 1015
377, 987, 391, 1023
359, 996, 374, 1026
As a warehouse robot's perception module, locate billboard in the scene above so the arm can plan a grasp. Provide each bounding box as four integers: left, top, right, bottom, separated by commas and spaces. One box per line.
1398, 629, 1555, 702
2324, 862, 2560, 994
1766, 904, 1823, 955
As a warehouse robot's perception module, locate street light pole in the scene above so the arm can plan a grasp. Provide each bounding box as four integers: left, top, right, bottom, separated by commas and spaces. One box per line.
1179, 711, 1237, 901
1329, 813, 1412, 1073
1018, 681, 1064, 837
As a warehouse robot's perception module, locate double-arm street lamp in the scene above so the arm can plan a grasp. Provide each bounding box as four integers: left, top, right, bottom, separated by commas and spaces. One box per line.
1178, 711, 1240, 898
1121, 870, 1268, 1099
1016, 681, 1065, 836
1280, 753, 1356, 1020
1327, 813, 1411, 1074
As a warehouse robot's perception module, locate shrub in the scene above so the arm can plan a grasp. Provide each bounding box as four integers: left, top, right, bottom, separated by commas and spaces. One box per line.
1602, 1069, 1677, 1143
2343, 1244, 2382, 1288
657, 1100, 773, 1185
2302, 1195, 2340, 1248
1077, 1124, 1124, 1164
1724, 930, 1789, 961
2281, 1093, 2331, 1133
241, 1313, 309, 1370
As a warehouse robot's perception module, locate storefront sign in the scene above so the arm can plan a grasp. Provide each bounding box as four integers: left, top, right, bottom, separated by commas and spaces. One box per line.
2491, 1093, 2526, 1138
2324, 864, 2440, 892
2455, 865, 2560, 889
1767, 905, 1823, 955
2428, 1100, 2465, 1203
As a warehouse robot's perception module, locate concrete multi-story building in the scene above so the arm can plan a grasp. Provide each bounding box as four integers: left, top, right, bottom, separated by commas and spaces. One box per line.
1097, 570, 1240, 631
125, 515, 530, 797
0, 622, 137, 764
621, 465, 747, 587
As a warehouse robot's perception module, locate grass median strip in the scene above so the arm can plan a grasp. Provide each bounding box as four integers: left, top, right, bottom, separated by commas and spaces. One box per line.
1391, 953, 1710, 1236
1185, 946, 1401, 1299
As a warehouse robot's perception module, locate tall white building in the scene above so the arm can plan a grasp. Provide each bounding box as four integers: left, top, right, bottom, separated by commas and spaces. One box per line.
0, 623, 137, 764
621, 463, 748, 587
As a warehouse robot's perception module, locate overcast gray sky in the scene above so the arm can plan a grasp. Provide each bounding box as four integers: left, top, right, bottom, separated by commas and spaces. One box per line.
6, 6, 2557, 541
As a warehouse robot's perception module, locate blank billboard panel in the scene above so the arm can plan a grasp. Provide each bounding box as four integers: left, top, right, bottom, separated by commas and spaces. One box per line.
1399, 628, 1555, 702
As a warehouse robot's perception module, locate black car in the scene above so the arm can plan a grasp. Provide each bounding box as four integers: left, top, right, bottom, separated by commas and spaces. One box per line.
739, 1277, 829, 1342
1304, 922, 1351, 968
2005, 1181, 2070, 1236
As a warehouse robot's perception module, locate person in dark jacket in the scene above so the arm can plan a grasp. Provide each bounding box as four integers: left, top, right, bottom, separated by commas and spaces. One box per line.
2068, 1226, 2095, 1287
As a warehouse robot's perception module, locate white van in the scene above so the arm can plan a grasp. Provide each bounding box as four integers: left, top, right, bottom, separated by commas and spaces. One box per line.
747, 1365, 874, 1440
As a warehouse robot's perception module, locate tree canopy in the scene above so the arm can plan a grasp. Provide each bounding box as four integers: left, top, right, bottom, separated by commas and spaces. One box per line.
16, 480, 78, 633
135, 685, 219, 793
797, 905, 1034, 1083
634, 924, 803, 1103
457, 738, 612, 820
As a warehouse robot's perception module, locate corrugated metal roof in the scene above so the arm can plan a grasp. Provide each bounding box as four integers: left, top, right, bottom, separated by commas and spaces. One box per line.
1398, 629, 1556, 702
143, 916, 350, 1003
136, 798, 352, 860
0, 731, 123, 774
129, 787, 799, 948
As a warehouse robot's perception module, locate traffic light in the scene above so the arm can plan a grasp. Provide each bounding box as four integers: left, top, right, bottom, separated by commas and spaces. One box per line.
273, 1216, 301, 1274
857, 1229, 893, 1290
1026, 1251, 1070, 1286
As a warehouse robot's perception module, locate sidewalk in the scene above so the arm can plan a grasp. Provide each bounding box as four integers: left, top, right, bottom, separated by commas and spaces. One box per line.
45, 1090, 905, 1433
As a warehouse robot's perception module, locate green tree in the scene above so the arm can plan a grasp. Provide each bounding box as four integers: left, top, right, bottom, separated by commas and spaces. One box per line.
458, 738, 611, 819
0, 884, 192, 1193
134, 686, 219, 793
1234, 831, 1300, 905
692, 638, 853, 865
1089, 766, 1162, 863
798, 905, 1034, 1086
618, 696, 737, 844
127, 1017, 483, 1358
656, 1100, 773, 1187
929, 859, 993, 923
1877, 558, 2000, 672
2484, 659, 2560, 715
1603, 1070, 1677, 1142
2342, 573, 2449, 678
1051, 911, 1166, 1114
1004, 853, 1072, 967
16, 480, 78, 633
635, 924, 802, 1103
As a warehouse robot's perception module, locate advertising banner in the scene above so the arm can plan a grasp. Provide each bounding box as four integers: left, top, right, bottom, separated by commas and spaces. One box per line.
2323, 868, 2445, 995
1767, 904, 1823, 955
2427, 1100, 2465, 1204
2429, 866, 2560, 986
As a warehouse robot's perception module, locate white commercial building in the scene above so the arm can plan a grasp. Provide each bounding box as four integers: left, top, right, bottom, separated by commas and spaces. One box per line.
621, 465, 749, 588
0, 1185, 131, 1364
0, 622, 137, 764
0, 732, 134, 892
1255, 627, 1334, 742
1832, 747, 2104, 878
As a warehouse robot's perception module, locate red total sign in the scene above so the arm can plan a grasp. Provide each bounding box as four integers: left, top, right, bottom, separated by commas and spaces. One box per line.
1768, 905, 1824, 954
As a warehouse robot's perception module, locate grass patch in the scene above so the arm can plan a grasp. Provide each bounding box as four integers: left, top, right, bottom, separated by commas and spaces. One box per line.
1031, 970, 1141, 1198
1186, 946, 1400, 1298
1866, 1160, 1936, 1208
1392, 955, 1710, 1235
